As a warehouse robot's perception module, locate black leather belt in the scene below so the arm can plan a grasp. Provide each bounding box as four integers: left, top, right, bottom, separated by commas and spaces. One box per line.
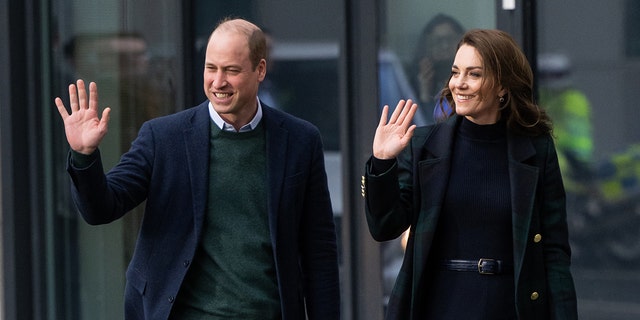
441, 259, 512, 275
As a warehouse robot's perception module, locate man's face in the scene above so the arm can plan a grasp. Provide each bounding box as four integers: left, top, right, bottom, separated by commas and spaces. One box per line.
203, 29, 266, 127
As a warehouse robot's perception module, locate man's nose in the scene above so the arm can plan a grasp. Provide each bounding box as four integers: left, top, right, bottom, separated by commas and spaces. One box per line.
213, 71, 227, 88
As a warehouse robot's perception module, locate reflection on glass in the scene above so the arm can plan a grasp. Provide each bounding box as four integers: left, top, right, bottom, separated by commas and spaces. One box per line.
52, 26, 179, 320
64, 33, 176, 142
410, 13, 464, 118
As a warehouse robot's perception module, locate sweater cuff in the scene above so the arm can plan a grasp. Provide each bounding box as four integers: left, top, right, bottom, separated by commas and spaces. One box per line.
370, 157, 396, 175
70, 149, 99, 169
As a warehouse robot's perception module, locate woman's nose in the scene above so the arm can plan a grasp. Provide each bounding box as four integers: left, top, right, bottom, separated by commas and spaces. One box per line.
452, 75, 466, 89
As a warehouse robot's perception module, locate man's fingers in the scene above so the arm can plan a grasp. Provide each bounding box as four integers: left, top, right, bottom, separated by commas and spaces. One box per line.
89, 81, 99, 111
99, 107, 111, 132
68, 83, 79, 112
54, 97, 69, 120
77, 79, 87, 110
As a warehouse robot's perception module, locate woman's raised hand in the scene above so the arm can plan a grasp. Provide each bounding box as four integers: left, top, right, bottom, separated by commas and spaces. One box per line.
54, 79, 111, 155
373, 99, 418, 159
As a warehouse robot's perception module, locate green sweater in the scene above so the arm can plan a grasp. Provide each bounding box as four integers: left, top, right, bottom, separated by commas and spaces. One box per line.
171, 122, 280, 319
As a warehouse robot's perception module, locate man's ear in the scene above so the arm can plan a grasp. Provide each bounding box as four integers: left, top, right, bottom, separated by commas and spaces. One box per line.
258, 59, 267, 81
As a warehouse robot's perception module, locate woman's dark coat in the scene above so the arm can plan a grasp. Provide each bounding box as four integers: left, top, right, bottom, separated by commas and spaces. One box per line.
364, 116, 578, 319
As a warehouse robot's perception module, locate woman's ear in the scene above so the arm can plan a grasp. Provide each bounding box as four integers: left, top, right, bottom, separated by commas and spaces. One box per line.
498, 87, 507, 98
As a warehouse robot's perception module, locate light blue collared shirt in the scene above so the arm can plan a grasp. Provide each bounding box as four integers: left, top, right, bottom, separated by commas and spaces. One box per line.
208, 97, 263, 132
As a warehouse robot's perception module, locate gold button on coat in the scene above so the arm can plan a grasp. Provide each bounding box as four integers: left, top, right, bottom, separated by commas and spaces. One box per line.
533, 234, 542, 243
530, 291, 539, 300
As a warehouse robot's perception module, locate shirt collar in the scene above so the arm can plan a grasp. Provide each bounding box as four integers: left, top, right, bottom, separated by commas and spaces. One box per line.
208, 97, 263, 132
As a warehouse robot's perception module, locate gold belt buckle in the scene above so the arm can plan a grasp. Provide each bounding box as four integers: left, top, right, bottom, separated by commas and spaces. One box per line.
478, 258, 496, 275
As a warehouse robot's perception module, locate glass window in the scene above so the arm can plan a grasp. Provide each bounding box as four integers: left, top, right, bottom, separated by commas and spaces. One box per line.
538, 1, 640, 318
48, 1, 183, 318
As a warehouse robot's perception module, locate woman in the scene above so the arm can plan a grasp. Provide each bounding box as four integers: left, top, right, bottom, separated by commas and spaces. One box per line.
363, 29, 578, 319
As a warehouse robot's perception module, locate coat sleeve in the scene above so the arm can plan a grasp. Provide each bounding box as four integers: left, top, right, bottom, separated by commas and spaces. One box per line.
363, 144, 415, 242
539, 136, 578, 319
67, 122, 154, 225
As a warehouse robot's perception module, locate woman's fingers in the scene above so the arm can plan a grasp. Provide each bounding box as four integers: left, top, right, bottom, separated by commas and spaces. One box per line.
379, 105, 390, 127
388, 99, 418, 127
388, 99, 418, 130
399, 100, 418, 127
388, 99, 406, 124
396, 99, 412, 125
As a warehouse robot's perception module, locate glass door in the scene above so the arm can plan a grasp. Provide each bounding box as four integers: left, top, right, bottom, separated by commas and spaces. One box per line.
538, 1, 640, 319
48, 1, 184, 318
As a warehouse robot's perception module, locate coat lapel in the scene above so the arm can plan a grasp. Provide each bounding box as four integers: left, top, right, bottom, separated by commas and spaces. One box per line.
184, 102, 212, 236
410, 116, 457, 310
263, 106, 288, 245
415, 117, 458, 214
507, 133, 539, 283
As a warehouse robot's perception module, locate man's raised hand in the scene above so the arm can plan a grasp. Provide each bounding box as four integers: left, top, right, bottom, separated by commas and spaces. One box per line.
55, 79, 111, 155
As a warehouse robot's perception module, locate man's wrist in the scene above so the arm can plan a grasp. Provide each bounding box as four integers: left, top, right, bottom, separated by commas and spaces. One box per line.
71, 149, 98, 168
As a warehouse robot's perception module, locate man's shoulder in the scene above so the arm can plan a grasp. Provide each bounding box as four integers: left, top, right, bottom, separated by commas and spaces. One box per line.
263, 105, 319, 133
145, 102, 208, 128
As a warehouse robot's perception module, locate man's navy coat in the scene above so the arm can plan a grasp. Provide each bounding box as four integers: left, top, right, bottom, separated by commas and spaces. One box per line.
67, 101, 340, 320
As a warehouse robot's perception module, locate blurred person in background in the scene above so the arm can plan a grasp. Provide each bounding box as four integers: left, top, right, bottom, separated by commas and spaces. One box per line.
410, 14, 465, 122
538, 52, 594, 193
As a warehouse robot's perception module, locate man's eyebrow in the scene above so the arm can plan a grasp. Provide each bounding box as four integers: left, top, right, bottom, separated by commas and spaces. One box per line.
204, 62, 242, 69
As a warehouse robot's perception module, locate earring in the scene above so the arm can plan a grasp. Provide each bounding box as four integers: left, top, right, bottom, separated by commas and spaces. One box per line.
499, 96, 505, 103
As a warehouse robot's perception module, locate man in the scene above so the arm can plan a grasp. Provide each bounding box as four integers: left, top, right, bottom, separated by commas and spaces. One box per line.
54, 18, 340, 320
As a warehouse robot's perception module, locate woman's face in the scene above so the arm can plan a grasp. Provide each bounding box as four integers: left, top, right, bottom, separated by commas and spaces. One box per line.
449, 44, 505, 125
